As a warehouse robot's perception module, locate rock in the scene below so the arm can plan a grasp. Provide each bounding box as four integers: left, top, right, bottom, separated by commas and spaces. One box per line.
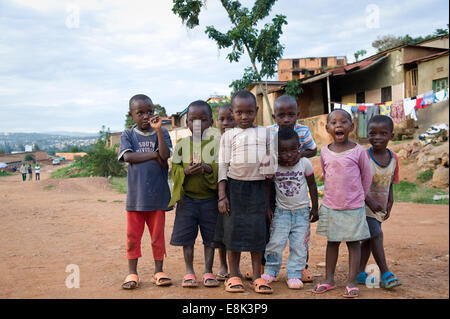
432, 167, 449, 189
397, 149, 408, 159
317, 262, 326, 268
418, 242, 424, 245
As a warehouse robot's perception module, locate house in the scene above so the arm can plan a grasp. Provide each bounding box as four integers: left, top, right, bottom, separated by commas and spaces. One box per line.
55, 152, 87, 161
278, 56, 347, 81
248, 35, 449, 147
0, 150, 49, 166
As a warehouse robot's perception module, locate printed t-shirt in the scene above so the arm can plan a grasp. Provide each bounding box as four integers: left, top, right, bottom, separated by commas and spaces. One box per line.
274, 157, 314, 210
118, 126, 173, 211
268, 123, 317, 152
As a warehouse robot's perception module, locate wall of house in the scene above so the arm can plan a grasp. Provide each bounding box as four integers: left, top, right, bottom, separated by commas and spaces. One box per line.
298, 81, 325, 119
416, 37, 449, 49
297, 114, 333, 149
402, 46, 445, 63
417, 55, 449, 94
415, 100, 449, 136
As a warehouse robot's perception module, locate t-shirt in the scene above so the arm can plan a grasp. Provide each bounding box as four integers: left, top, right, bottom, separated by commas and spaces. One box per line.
267, 123, 317, 152
320, 144, 372, 210
218, 126, 276, 182
35, 166, 40, 173
118, 126, 173, 211
365, 148, 399, 222
274, 158, 314, 210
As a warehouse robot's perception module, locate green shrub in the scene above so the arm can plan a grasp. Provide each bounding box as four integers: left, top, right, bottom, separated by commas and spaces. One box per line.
416, 169, 434, 183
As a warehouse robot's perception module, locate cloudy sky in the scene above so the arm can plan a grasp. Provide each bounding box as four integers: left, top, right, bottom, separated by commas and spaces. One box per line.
0, 0, 448, 133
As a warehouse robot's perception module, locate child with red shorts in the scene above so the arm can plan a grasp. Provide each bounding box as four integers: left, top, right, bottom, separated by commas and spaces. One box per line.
118, 94, 173, 289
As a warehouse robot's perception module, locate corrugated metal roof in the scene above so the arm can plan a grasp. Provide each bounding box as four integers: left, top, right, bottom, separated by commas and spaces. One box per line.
402, 50, 449, 65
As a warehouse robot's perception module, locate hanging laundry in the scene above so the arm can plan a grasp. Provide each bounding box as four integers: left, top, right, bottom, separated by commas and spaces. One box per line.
404, 98, 418, 121
435, 89, 448, 102
379, 104, 391, 116
415, 94, 424, 110
390, 100, 406, 123
421, 90, 435, 107
358, 104, 367, 112
366, 104, 380, 122
351, 105, 358, 113
341, 104, 353, 119
334, 103, 342, 109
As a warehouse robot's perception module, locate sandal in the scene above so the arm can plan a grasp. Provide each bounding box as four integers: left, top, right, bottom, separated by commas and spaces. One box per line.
152, 272, 172, 286
356, 271, 368, 284
203, 273, 219, 287
225, 276, 244, 293
380, 271, 402, 289
122, 274, 139, 290
182, 274, 198, 288
253, 278, 273, 294
343, 286, 359, 298
261, 273, 278, 283
311, 283, 336, 294
301, 268, 313, 283
286, 278, 304, 289
216, 272, 229, 281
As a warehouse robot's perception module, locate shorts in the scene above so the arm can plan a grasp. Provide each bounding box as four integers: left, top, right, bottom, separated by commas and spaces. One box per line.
366, 216, 383, 238
170, 195, 219, 247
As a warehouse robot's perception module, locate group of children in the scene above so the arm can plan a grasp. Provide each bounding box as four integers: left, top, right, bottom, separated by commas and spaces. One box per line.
118, 91, 402, 297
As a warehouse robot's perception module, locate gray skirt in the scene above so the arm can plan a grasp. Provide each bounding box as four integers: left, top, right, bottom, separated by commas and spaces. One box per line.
222, 178, 267, 252
316, 204, 370, 242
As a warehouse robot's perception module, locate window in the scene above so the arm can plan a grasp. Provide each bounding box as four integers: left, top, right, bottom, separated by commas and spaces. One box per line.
292, 59, 299, 68
356, 92, 365, 103
337, 58, 345, 66
411, 68, 418, 87
321, 57, 328, 67
432, 77, 448, 92
381, 86, 392, 103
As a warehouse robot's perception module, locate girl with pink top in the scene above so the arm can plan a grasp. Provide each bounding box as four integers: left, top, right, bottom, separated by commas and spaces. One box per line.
312, 109, 372, 298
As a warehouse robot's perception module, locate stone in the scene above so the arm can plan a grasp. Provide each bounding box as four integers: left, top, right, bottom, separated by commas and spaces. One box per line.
317, 262, 326, 268
432, 167, 449, 189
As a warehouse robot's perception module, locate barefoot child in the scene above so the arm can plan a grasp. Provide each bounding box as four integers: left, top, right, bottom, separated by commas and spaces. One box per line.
267, 94, 318, 282
357, 115, 402, 289
262, 127, 319, 290
218, 90, 275, 294
312, 109, 372, 298
169, 100, 220, 288
119, 94, 173, 289
212, 103, 238, 281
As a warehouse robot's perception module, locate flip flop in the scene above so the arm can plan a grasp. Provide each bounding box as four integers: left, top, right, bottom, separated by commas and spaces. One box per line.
301, 268, 314, 283
216, 272, 229, 281
286, 278, 304, 289
182, 273, 198, 288
343, 286, 359, 298
253, 278, 273, 294
152, 272, 172, 286
203, 273, 219, 287
122, 274, 139, 290
312, 283, 336, 294
261, 273, 278, 283
356, 271, 368, 284
225, 276, 244, 293
380, 272, 402, 289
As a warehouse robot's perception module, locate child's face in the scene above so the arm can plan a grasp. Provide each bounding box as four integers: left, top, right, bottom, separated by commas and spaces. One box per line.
232, 97, 258, 129
218, 107, 235, 133
278, 137, 300, 167
272, 102, 298, 129
326, 110, 354, 143
129, 100, 154, 131
368, 122, 394, 151
187, 106, 213, 136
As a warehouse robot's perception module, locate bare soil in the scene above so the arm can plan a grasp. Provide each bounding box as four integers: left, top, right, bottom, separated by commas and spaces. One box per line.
0, 164, 448, 299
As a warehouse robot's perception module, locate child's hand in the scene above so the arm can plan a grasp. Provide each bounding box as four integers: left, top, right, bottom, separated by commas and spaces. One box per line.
366, 197, 384, 213
201, 163, 213, 174
218, 197, 230, 216
184, 163, 203, 175
383, 210, 390, 221
150, 115, 162, 130
309, 207, 319, 223
266, 208, 274, 223
259, 154, 274, 176
155, 153, 167, 168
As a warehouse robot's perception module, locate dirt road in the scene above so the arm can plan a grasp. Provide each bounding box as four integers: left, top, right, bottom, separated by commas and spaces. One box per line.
0, 168, 448, 299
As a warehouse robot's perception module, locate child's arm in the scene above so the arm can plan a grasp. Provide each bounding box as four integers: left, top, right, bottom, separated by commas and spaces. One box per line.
150, 115, 170, 161
359, 147, 373, 196
306, 173, 319, 222
265, 179, 274, 223
122, 151, 159, 164
300, 147, 317, 158
218, 180, 229, 215
384, 183, 394, 220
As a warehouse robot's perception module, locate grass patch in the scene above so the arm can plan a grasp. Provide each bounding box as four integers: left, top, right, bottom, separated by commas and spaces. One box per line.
110, 177, 127, 194
51, 165, 90, 179
432, 142, 443, 147
0, 171, 13, 177
392, 138, 413, 145
97, 199, 107, 202
416, 169, 433, 183
401, 160, 409, 166
44, 185, 55, 191
113, 200, 124, 203
394, 181, 448, 204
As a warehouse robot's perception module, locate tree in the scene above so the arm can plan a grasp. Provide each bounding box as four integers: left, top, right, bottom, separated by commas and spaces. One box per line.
353, 49, 367, 62
284, 79, 302, 97
24, 154, 35, 163
172, 0, 287, 123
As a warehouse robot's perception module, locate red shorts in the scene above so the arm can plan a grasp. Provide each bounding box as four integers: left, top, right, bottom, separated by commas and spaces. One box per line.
126, 210, 166, 260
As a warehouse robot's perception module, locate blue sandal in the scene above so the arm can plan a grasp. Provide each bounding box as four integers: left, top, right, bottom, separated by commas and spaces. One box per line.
380, 272, 402, 289
356, 272, 367, 284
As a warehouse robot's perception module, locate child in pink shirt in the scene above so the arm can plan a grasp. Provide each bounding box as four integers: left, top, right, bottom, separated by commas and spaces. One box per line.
312, 109, 372, 298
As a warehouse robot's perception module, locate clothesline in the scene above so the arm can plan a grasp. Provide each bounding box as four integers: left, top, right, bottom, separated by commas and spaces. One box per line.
330, 87, 449, 123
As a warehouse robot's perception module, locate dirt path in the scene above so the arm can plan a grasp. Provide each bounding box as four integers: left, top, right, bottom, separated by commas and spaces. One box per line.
0, 168, 448, 299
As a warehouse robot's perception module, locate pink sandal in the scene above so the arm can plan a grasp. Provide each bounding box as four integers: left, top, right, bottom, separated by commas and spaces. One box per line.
343, 286, 359, 298
286, 278, 304, 289
312, 283, 336, 294
261, 273, 278, 283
